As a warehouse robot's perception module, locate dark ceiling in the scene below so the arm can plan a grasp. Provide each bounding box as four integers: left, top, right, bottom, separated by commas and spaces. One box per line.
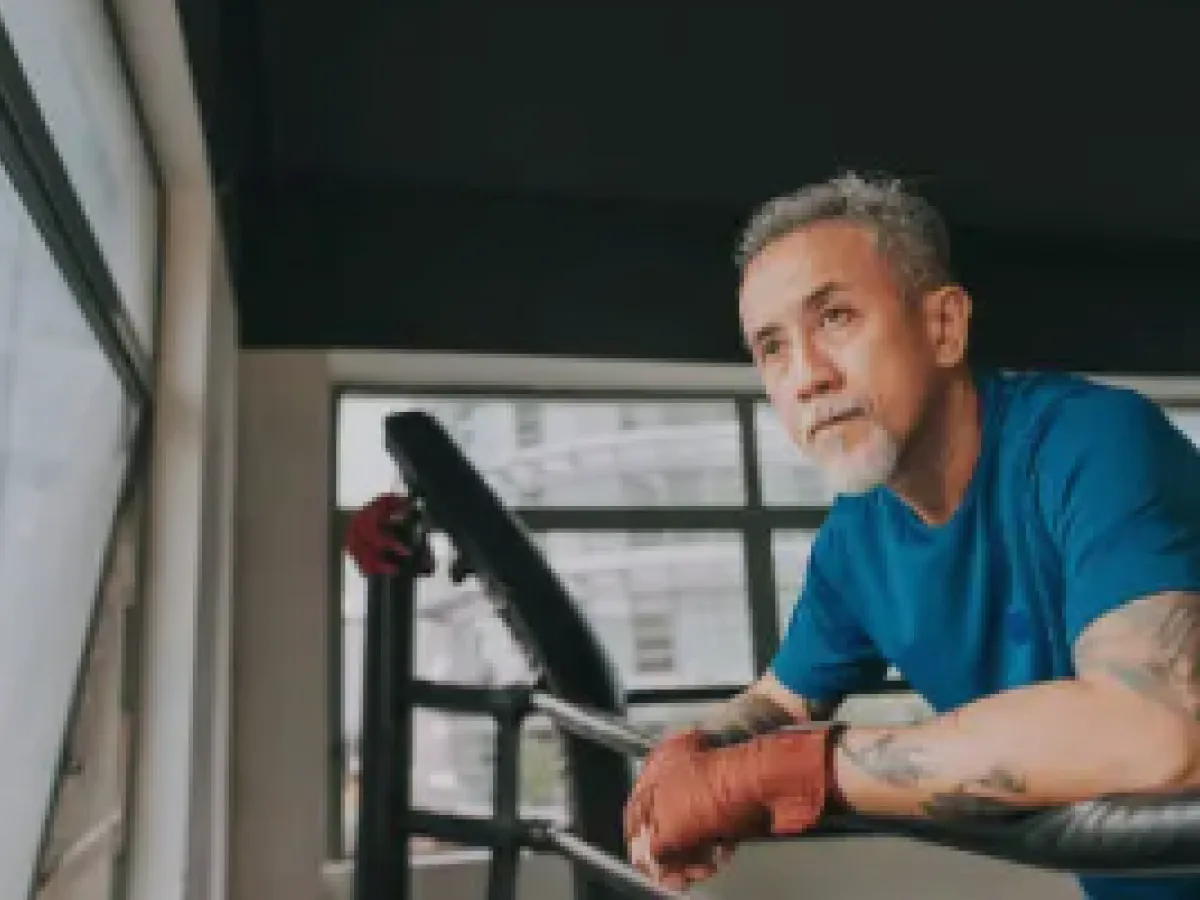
178, 0, 1200, 373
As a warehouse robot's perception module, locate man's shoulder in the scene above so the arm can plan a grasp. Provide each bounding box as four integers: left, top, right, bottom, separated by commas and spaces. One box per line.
988, 370, 1189, 495
987, 369, 1162, 455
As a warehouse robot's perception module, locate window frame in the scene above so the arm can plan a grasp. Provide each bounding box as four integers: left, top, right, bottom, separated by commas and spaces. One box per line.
0, 6, 164, 897
328, 381, 830, 858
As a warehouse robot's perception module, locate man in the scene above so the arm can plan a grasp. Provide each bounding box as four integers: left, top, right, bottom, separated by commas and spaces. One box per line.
621, 173, 1200, 900
344, 173, 1200, 899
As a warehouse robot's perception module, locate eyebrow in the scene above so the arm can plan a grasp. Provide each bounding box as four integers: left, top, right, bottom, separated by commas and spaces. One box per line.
749, 280, 843, 348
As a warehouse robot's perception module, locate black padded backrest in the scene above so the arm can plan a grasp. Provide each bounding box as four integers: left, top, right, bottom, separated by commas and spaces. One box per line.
384, 410, 622, 709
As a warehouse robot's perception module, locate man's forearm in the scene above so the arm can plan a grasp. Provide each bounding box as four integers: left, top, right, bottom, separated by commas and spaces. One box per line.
833, 677, 1200, 820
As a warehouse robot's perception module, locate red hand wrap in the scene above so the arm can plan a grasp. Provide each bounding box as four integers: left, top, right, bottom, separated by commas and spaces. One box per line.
343, 493, 413, 576
624, 725, 842, 862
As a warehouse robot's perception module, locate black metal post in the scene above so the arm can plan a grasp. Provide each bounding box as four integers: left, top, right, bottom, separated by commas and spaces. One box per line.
486, 688, 528, 900
353, 569, 415, 900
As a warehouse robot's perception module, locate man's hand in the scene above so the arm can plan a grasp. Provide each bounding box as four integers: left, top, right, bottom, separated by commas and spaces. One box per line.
625, 730, 736, 891
628, 829, 734, 893
622, 676, 834, 889
343, 493, 414, 576
623, 726, 839, 886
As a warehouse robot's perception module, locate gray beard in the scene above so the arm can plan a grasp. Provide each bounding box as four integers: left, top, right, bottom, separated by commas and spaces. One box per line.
810, 422, 901, 497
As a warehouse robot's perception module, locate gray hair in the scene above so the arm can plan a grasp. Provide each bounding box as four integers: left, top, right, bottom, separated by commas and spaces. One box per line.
735, 172, 954, 297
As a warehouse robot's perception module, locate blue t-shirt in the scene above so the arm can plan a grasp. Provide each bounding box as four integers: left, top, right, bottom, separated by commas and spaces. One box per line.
770, 369, 1200, 900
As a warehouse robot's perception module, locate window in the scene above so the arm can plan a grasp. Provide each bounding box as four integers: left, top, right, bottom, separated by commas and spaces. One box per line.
335, 392, 767, 856
535, 530, 753, 689
632, 611, 675, 674
0, 157, 143, 897
33, 489, 143, 900
340, 540, 534, 858
771, 530, 817, 629
336, 395, 745, 510
333, 385, 1200, 861
0, 0, 159, 351
0, 7, 159, 897
1168, 408, 1200, 449
754, 403, 835, 506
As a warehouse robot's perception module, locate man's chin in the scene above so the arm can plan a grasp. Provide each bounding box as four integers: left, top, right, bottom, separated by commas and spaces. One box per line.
811, 448, 898, 497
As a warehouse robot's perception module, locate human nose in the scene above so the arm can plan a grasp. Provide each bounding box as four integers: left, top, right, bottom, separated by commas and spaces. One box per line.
783, 333, 836, 403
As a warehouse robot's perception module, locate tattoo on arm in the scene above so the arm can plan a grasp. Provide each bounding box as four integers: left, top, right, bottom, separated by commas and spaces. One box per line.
1073, 591, 1200, 722
840, 733, 931, 788
838, 730, 1031, 821
697, 692, 835, 747
922, 767, 1030, 820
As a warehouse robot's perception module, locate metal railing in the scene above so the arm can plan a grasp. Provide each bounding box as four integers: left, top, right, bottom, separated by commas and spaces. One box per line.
352, 551, 693, 900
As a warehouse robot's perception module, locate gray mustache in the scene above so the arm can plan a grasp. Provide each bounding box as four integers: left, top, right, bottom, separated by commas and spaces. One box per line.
800, 401, 867, 439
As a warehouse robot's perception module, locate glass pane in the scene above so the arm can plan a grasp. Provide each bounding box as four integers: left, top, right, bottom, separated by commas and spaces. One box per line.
0, 0, 159, 350
341, 708, 496, 859
770, 530, 817, 631
520, 714, 568, 822
536, 531, 753, 689
341, 536, 533, 857
337, 395, 744, 510
341, 534, 536, 705
1167, 408, 1200, 449
0, 161, 138, 895
754, 403, 835, 506
34, 491, 142, 900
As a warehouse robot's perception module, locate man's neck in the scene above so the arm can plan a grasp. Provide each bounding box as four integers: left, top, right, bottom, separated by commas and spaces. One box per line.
887, 372, 982, 526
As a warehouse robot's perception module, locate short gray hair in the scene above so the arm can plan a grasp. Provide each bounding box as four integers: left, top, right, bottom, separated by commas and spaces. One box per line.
735, 172, 954, 297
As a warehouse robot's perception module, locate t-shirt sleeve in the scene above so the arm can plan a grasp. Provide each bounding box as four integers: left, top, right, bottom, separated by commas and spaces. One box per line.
1034, 386, 1200, 647
769, 524, 887, 706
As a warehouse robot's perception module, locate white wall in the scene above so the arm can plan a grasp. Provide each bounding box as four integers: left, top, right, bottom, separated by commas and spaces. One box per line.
233, 352, 332, 900
235, 350, 1098, 900
122, 186, 238, 900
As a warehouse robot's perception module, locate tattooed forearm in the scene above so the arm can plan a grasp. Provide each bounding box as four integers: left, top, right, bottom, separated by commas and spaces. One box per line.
697, 690, 832, 747
837, 730, 1031, 821
1073, 591, 1200, 722
825, 598, 1200, 818
839, 733, 932, 788
922, 768, 1030, 821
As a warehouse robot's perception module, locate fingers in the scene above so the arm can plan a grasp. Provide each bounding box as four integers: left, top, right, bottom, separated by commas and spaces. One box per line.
629, 824, 736, 893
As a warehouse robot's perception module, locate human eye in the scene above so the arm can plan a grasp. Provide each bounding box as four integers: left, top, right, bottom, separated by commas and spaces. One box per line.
819, 304, 855, 329
758, 335, 783, 359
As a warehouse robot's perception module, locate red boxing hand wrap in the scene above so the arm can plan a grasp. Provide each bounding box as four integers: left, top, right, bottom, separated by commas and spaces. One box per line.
343, 493, 413, 576
626, 724, 845, 862
746, 724, 847, 835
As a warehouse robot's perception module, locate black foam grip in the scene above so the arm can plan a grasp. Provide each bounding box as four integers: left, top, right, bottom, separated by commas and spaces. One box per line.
850, 789, 1200, 875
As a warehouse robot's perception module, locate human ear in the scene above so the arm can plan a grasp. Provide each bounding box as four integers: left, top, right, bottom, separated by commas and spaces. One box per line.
922, 285, 972, 367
